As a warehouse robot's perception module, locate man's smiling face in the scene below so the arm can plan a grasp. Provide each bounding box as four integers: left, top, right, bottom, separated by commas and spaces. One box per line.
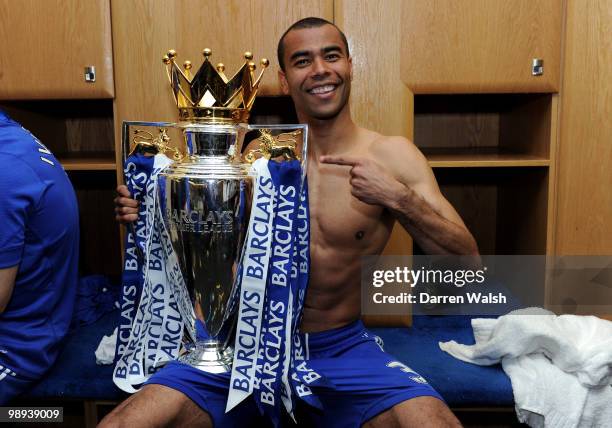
278, 24, 352, 121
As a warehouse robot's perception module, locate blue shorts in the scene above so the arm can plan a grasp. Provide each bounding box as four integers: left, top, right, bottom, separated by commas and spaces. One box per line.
0, 363, 32, 405
146, 320, 443, 427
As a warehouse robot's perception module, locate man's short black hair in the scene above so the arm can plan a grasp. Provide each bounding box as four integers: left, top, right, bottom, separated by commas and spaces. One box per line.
277, 17, 350, 71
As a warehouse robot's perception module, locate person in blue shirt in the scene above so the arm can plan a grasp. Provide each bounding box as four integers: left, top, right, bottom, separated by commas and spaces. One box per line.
0, 110, 79, 404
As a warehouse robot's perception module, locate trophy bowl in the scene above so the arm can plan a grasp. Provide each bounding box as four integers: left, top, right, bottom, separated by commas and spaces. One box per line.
158, 124, 252, 372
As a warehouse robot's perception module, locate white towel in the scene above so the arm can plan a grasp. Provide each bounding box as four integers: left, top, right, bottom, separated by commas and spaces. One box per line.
95, 327, 118, 365
439, 308, 612, 428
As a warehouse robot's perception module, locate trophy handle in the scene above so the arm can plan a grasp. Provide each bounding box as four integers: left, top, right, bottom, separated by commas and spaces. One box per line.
244, 126, 304, 164
244, 128, 300, 164
129, 127, 184, 161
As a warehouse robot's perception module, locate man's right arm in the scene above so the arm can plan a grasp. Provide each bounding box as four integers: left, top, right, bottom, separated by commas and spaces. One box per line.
321, 138, 479, 256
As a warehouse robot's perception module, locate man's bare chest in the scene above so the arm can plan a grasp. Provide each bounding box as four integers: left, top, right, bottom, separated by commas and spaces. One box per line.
306, 165, 388, 247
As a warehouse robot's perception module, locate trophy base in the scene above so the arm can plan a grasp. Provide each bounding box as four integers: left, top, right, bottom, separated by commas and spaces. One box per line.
179, 341, 233, 374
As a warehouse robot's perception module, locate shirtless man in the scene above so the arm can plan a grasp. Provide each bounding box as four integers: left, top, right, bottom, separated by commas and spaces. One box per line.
105, 17, 477, 428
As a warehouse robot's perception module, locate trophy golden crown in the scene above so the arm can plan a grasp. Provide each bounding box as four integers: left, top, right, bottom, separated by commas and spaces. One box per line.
163, 48, 269, 123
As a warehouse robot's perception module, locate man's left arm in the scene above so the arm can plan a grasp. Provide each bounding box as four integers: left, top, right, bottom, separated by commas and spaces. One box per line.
321, 138, 479, 256
0, 266, 18, 313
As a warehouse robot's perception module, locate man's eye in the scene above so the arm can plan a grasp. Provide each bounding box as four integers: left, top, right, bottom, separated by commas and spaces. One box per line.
326, 54, 340, 61
294, 59, 309, 67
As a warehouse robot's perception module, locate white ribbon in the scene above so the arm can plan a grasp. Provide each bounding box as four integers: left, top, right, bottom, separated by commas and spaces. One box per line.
226, 158, 276, 412
113, 154, 195, 393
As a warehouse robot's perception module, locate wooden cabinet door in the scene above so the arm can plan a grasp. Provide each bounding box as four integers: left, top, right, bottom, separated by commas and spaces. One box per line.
111, 0, 333, 127
400, 0, 562, 93
0, 0, 114, 99
335, 0, 414, 257
555, 0, 612, 255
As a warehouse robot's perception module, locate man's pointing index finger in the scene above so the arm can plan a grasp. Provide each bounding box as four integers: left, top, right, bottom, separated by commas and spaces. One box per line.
320, 155, 360, 166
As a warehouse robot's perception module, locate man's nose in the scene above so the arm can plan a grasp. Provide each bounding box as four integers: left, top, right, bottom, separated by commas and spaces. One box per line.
310, 57, 330, 78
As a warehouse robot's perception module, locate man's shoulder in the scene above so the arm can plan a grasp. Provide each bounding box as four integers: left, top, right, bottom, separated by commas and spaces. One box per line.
0, 120, 64, 181
364, 132, 425, 165
0, 118, 37, 156
369, 134, 417, 152
360, 130, 431, 184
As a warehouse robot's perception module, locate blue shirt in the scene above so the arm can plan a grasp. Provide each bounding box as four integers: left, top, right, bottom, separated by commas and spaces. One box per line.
0, 110, 79, 381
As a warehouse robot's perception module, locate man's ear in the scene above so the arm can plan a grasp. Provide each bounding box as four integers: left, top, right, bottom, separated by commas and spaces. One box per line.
278, 69, 290, 95
348, 56, 353, 81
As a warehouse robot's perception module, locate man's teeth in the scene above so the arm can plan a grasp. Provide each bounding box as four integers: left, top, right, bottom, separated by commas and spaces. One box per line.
310, 85, 336, 94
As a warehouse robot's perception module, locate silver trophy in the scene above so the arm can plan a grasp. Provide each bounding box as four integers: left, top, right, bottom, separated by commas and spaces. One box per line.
122, 49, 306, 373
